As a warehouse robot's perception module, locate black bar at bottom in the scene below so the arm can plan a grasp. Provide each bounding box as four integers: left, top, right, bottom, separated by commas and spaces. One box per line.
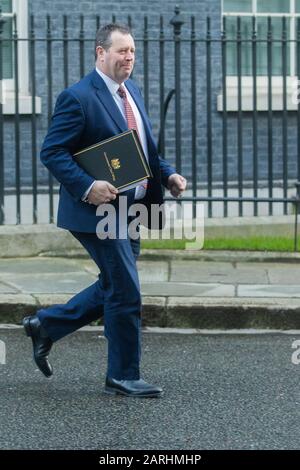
0, 450, 298, 465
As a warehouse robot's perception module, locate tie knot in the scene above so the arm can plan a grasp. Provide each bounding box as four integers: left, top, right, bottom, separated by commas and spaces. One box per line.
117, 85, 126, 99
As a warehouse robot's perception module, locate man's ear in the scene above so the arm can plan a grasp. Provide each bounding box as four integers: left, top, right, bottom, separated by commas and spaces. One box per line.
96, 46, 105, 61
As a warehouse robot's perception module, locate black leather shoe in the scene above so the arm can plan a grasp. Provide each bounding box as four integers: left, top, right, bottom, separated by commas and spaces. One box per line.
104, 377, 162, 398
23, 315, 53, 378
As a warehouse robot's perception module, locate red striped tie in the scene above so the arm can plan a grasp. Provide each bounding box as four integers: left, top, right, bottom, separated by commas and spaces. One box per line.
117, 85, 148, 192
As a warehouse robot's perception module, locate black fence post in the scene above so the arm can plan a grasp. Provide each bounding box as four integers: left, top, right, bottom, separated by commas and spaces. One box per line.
252, 16, 258, 217
79, 15, 85, 78
0, 8, 5, 225
267, 16, 273, 217
143, 16, 149, 113
293, 182, 300, 252
206, 16, 212, 218
47, 15, 54, 223
170, 5, 184, 176
191, 15, 197, 219
159, 15, 165, 157
63, 15, 69, 89
29, 14, 37, 224
282, 16, 288, 215
236, 16, 243, 217
221, 16, 228, 218
13, 13, 20, 224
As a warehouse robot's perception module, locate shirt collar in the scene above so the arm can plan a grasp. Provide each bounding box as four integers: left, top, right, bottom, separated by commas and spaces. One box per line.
95, 67, 124, 96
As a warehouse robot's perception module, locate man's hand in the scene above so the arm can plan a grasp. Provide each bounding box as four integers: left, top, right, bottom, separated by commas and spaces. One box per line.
167, 173, 187, 198
87, 180, 118, 205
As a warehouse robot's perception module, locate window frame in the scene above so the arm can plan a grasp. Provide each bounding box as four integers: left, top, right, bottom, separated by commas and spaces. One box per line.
1, 0, 41, 114
219, 0, 300, 111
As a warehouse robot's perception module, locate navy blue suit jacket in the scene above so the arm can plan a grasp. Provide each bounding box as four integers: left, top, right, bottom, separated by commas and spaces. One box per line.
40, 69, 176, 233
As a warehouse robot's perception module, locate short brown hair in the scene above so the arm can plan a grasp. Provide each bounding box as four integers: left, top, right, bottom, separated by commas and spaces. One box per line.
95, 23, 133, 60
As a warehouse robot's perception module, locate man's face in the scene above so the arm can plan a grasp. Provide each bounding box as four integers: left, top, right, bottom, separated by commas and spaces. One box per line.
96, 31, 135, 84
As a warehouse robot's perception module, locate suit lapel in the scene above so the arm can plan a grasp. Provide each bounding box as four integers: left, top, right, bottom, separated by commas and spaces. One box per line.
91, 70, 127, 132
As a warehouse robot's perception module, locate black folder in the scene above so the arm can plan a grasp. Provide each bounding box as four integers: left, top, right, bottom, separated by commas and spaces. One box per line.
73, 129, 152, 193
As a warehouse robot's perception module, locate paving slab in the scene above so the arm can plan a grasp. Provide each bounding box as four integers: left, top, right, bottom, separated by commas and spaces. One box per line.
0, 258, 84, 274
2, 272, 96, 294
137, 261, 169, 282
170, 261, 235, 283
141, 282, 235, 297
266, 264, 300, 285
170, 260, 269, 284
238, 285, 300, 298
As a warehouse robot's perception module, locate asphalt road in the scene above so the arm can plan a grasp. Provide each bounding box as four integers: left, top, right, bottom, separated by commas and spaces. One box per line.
0, 327, 299, 450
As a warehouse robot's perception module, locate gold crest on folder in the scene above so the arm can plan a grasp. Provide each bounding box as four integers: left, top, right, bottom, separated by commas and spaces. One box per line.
111, 158, 121, 170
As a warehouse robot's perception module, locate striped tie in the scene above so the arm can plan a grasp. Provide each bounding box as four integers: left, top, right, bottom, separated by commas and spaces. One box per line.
117, 85, 148, 193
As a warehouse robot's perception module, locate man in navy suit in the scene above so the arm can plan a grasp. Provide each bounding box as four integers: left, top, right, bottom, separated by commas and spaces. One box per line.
23, 23, 186, 397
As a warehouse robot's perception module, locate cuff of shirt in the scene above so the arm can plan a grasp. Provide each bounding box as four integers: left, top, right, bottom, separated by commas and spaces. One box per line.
81, 181, 96, 202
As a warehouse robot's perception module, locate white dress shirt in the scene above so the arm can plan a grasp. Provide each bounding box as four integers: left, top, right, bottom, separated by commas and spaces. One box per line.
81, 68, 150, 202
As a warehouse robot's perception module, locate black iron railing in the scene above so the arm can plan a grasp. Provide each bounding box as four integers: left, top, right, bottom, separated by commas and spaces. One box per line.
1, 6, 300, 247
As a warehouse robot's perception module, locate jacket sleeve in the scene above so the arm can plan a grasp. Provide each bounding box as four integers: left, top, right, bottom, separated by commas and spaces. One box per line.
40, 88, 94, 201
158, 156, 176, 188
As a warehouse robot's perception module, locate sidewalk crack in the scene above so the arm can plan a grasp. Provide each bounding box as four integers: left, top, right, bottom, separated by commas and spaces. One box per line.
0, 279, 23, 294
31, 293, 41, 307
167, 260, 171, 282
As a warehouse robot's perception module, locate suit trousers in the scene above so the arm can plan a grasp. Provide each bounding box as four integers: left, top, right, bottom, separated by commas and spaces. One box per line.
37, 228, 142, 380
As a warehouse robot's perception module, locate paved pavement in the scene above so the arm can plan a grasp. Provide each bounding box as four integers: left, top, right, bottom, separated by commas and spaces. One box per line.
0, 327, 299, 450
0, 252, 300, 328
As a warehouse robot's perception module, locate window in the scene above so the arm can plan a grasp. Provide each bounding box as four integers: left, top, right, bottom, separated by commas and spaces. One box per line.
218, 0, 300, 111
1, 0, 13, 79
0, 0, 41, 114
